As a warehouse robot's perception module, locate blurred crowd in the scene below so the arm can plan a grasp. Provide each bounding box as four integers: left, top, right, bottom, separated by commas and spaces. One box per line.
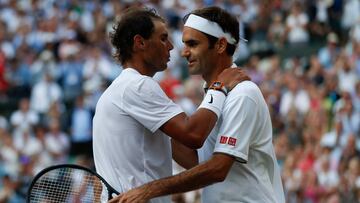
0, 0, 359, 202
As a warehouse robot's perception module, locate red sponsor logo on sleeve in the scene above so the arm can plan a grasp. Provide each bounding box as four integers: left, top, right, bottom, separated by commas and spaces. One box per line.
219, 136, 228, 144
228, 137, 237, 146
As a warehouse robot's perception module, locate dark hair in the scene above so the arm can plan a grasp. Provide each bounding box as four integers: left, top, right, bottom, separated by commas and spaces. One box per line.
183, 7, 239, 56
109, 7, 164, 64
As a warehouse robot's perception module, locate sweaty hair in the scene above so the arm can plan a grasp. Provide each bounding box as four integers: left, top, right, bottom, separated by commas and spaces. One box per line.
183, 7, 239, 56
110, 7, 164, 64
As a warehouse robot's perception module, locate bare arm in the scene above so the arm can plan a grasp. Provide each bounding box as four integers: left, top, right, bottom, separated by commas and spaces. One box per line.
109, 153, 235, 203
161, 109, 216, 149
171, 139, 198, 169
160, 68, 250, 149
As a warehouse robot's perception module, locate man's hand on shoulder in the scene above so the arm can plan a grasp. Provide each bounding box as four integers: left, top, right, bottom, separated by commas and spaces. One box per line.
217, 67, 250, 91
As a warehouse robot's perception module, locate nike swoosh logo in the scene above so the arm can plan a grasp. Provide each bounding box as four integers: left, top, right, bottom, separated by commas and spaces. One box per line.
208, 94, 213, 104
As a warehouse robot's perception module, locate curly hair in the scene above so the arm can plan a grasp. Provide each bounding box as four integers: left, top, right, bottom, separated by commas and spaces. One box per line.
109, 7, 164, 64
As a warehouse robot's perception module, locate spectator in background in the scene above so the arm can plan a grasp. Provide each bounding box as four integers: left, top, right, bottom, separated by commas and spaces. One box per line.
267, 12, 286, 50
31, 125, 53, 173
248, 1, 272, 54
315, 154, 339, 189
318, 32, 340, 70
341, 0, 360, 33
0, 115, 8, 130
285, 1, 309, 46
339, 134, 360, 166
332, 91, 360, 149
0, 175, 21, 203
335, 52, 359, 93
307, 0, 332, 40
13, 128, 41, 159
245, 55, 264, 85
10, 98, 39, 137
30, 73, 62, 120
0, 130, 19, 178
307, 55, 325, 86
83, 46, 113, 94
70, 95, 92, 158
0, 20, 15, 60
45, 119, 70, 163
43, 101, 67, 131
30, 49, 59, 86
5, 55, 32, 99
58, 36, 83, 107
279, 74, 310, 118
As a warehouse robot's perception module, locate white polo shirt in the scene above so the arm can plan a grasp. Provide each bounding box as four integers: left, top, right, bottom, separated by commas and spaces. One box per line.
198, 81, 285, 203
93, 68, 183, 203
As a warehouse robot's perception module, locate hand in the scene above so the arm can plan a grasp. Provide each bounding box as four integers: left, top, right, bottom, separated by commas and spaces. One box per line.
108, 187, 149, 203
216, 67, 250, 90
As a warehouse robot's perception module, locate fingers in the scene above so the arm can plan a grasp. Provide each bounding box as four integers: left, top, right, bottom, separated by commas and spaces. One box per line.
217, 67, 251, 90
108, 197, 118, 203
108, 194, 123, 203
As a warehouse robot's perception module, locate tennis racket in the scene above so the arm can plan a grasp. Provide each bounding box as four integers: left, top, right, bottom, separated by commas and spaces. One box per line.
27, 164, 119, 203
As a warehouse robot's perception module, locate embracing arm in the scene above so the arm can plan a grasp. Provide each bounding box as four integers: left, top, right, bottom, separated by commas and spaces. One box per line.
160, 68, 250, 149
171, 139, 198, 169
161, 108, 217, 149
109, 153, 234, 203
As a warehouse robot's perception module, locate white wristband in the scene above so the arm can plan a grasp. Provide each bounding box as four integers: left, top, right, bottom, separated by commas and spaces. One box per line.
198, 89, 226, 118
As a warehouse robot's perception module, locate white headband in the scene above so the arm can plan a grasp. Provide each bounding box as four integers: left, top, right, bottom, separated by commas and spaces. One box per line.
184, 14, 246, 45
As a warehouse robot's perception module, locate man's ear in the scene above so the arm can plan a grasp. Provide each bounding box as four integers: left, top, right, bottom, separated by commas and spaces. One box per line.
215, 37, 228, 54
133, 34, 145, 51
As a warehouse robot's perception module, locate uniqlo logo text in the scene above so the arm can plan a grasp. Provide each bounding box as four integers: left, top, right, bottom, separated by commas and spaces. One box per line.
219, 136, 228, 144
228, 137, 237, 146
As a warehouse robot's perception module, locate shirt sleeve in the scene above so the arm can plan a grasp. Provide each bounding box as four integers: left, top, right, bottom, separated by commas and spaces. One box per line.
214, 95, 257, 163
122, 77, 184, 133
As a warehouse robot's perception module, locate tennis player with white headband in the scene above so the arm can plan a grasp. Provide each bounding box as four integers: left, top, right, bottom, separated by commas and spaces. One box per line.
111, 6, 284, 203
184, 14, 238, 45
184, 13, 247, 45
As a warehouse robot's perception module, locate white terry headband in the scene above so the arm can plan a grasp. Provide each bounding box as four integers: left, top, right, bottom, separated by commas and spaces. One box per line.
184, 14, 246, 45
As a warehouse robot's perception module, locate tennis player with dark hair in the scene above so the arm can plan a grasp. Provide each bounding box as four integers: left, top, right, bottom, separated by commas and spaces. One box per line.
92, 7, 249, 203
110, 6, 285, 203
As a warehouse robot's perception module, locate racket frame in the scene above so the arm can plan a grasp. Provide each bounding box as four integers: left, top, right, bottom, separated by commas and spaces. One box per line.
27, 164, 119, 203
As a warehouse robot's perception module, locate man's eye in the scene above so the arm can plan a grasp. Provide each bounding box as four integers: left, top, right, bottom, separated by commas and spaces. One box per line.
188, 42, 197, 47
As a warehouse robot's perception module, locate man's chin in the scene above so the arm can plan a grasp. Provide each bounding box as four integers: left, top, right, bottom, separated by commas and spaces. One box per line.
188, 68, 200, 75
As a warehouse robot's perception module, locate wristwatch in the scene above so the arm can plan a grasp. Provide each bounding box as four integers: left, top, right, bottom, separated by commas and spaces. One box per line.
209, 81, 229, 96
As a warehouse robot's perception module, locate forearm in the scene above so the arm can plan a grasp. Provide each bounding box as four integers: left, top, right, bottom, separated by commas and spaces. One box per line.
140, 154, 234, 200
161, 109, 218, 149
182, 108, 218, 143
142, 162, 218, 199
171, 139, 198, 169
160, 89, 227, 149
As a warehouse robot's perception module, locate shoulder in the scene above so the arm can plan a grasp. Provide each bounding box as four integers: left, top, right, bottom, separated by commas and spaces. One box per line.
113, 68, 159, 92
229, 81, 261, 98
223, 81, 264, 111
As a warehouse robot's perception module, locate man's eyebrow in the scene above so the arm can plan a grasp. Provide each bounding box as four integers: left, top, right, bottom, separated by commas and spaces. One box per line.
183, 39, 199, 44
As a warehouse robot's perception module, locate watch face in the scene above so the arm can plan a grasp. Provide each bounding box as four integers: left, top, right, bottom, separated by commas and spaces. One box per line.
213, 82, 222, 87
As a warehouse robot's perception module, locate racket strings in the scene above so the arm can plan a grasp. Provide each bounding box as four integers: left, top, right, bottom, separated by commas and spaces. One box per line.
29, 168, 108, 203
